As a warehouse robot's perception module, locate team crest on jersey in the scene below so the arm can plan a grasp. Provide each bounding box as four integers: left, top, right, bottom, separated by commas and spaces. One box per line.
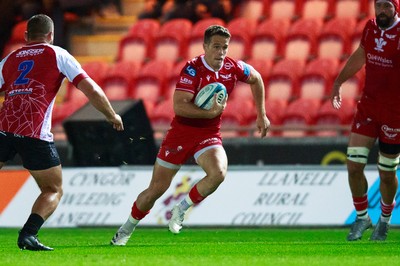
224, 62, 234, 70
385, 34, 396, 40
374, 38, 387, 52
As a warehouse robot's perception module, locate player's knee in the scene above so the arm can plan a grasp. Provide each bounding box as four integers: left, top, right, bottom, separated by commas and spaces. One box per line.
378, 153, 400, 172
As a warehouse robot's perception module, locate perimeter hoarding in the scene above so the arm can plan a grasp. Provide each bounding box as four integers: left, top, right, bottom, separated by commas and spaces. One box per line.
0, 166, 398, 227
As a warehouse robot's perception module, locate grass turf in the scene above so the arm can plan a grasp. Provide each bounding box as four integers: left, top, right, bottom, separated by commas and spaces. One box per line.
0, 227, 399, 266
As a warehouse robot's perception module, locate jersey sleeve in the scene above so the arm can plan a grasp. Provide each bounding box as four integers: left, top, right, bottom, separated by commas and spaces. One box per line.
236, 60, 251, 82
53, 46, 89, 87
175, 62, 200, 94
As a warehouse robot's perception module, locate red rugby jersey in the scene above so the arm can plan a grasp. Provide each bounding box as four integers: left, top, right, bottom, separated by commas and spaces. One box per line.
173, 55, 250, 128
361, 18, 400, 108
0, 43, 88, 141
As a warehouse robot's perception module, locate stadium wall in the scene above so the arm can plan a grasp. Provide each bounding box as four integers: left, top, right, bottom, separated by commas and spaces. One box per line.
1, 165, 398, 228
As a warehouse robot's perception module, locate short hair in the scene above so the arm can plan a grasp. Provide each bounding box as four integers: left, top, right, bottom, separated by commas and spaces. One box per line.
27, 14, 54, 40
204, 25, 231, 44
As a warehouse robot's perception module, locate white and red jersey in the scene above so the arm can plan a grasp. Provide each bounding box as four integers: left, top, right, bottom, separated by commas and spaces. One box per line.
360, 18, 400, 110
0, 43, 88, 141
173, 55, 251, 128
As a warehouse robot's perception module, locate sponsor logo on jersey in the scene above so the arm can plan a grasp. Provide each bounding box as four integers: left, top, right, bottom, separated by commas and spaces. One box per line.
381, 125, 400, 139
385, 34, 396, 40
179, 77, 193, 85
9, 88, 33, 96
16, 49, 45, 57
185, 65, 196, 77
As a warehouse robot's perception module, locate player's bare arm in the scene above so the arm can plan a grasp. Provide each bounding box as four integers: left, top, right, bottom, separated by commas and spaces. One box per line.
77, 78, 124, 131
246, 67, 270, 138
331, 46, 366, 109
173, 90, 225, 119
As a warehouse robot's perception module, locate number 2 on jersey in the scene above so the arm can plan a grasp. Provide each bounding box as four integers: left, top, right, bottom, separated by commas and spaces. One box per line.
15, 60, 34, 85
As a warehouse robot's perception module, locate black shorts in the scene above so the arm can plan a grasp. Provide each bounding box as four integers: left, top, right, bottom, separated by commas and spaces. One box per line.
0, 131, 61, 170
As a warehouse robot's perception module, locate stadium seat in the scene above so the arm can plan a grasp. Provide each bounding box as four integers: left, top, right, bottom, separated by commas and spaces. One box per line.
227, 18, 258, 60
265, 59, 305, 101
337, 62, 365, 100
164, 60, 188, 100
221, 98, 253, 137
280, 98, 321, 137
301, 0, 334, 20
230, 59, 272, 101
250, 18, 290, 61
64, 60, 109, 103
2, 20, 28, 57
298, 58, 339, 100
238, 0, 266, 20
264, 0, 303, 20
130, 59, 173, 109
317, 17, 356, 60
283, 18, 323, 60
333, 0, 369, 19
314, 98, 355, 136
187, 18, 226, 60
149, 98, 174, 139
154, 19, 192, 62
101, 61, 139, 100
351, 18, 369, 53
117, 19, 160, 63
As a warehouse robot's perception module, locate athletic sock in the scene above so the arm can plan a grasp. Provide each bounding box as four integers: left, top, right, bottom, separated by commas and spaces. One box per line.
122, 201, 150, 232
380, 199, 395, 223
188, 184, 206, 204
353, 195, 369, 219
20, 213, 44, 236
178, 194, 193, 212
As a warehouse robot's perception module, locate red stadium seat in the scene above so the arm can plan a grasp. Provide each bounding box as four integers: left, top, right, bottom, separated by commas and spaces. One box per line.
221, 98, 253, 137
351, 18, 369, 53
238, 0, 266, 20
337, 62, 365, 100
131, 59, 173, 107
187, 18, 226, 60
101, 61, 140, 100
265, 59, 305, 101
317, 17, 356, 60
250, 18, 290, 61
117, 19, 160, 63
301, 0, 334, 20
149, 99, 174, 139
333, 0, 369, 19
283, 18, 323, 60
2, 20, 28, 57
280, 98, 321, 137
164, 60, 188, 100
264, 0, 303, 20
227, 18, 258, 60
314, 98, 356, 136
230, 59, 273, 101
154, 19, 192, 62
298, 58, 339, 100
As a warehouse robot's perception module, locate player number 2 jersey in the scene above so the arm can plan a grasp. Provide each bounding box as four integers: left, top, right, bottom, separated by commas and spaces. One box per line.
0, 43, 88, 141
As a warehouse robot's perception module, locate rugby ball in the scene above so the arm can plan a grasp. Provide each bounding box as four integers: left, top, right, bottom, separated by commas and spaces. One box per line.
194, 82, 227, 110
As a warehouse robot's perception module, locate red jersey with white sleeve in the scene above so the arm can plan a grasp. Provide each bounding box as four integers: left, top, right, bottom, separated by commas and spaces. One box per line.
173, 55, 251, 129
0, 43, 88, 141
360, 18, 400, 109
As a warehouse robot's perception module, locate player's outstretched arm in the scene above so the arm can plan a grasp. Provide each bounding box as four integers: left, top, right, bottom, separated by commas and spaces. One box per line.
77, 78, 124, 131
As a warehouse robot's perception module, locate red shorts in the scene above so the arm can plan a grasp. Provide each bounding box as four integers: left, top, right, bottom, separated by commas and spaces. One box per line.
351, 97, 400, 144
157, 122, 222, 165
